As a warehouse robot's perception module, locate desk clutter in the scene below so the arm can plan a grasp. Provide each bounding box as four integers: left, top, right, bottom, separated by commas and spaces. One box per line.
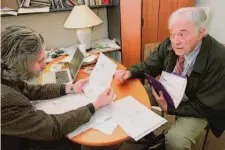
36, 53, 167, 141
45, 46, 98, 65
91, 38, 121, 50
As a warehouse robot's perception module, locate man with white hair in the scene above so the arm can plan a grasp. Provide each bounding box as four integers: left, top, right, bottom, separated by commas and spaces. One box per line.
116, 7, 225, 150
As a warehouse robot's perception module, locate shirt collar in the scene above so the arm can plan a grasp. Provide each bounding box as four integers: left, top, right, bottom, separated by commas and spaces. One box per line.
184, 40, 202, 65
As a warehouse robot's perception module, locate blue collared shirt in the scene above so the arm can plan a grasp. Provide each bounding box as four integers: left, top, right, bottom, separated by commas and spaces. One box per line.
173, 41, 202, 101
182, 41, 202, 76
173, 40, 202, 76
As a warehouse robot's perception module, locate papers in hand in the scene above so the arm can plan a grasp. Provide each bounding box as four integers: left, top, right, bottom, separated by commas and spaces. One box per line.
145, 71, 187, 109
83, 53, 117, 102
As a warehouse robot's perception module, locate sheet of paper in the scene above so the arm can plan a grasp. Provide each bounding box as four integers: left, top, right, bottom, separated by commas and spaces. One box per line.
67, 105, 112, 138
34, 93, 90, 114
107, 96, 167, 141
83, 53, 117, 102
159, 71, 187, 108
92, 118, 117, 135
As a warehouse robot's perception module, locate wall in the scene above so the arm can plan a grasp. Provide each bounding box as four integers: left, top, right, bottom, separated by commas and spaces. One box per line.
1, 8, 108, 49
195, 0, 225, 43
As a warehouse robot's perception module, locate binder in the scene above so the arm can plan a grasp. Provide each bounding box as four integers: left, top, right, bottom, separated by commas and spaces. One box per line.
145, 72, 187, 109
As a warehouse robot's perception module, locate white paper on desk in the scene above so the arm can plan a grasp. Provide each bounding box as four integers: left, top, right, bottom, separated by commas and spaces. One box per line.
108, 96, 167, 141
83, 53, 117, 102
91, 38, 121, 49
68, 105, 112, 138
92, 118, 117, 135
34, 93, 90, 114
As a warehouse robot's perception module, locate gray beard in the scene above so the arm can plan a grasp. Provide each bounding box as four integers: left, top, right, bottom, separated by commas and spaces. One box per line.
24, 70, 41, 82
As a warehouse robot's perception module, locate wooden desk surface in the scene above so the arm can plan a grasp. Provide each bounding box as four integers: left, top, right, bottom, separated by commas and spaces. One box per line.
70, 60, 151, 146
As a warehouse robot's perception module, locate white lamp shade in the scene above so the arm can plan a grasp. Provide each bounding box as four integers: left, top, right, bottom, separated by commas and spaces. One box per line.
63, 5, 103, 29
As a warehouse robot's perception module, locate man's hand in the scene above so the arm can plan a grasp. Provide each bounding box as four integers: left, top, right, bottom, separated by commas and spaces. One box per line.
92, 88, 115, 110
151, 87, 168, 112
114, 70, 131, 83
66, 78, 89, 94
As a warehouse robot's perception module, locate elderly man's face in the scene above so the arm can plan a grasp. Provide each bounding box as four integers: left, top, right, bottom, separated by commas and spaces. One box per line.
169, 18, 204, 56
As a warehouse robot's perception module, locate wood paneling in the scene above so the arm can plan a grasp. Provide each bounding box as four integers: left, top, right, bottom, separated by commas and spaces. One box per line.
120, 0, 142, 67
177, 0, 194, 9
158, 0, 177, 42
142, 0, 160, 60
120, 0, 194, 63
157, 0, 194, 42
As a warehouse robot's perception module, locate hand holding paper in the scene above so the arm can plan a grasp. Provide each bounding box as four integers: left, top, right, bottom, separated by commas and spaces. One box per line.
65, 78, 89, 93
93, 88, 115, 110
114, 70, 132, 83
145, 71, 187, 109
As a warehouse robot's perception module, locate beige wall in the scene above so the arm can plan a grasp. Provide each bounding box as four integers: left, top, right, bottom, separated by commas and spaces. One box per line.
195, 0, 225, 44
1, 8, 108, 49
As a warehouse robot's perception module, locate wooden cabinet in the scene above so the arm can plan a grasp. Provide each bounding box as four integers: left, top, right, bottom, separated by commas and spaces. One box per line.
119, 0, 194, 67
120, 0, 142, 67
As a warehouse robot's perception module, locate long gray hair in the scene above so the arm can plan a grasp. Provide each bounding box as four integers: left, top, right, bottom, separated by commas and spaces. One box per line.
1, 25, 44, 81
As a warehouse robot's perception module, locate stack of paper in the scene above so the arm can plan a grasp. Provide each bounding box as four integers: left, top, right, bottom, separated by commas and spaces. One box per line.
68, 105, 113, 138
91, 38, 121, 50
107, 96, 167, 141
35, 95, 167, 140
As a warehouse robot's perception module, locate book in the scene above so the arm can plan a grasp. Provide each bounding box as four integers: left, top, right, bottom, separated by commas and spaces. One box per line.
84, 0, 89, 6
145, 71, 187, 109
18, 6, 49, 13
102, 0, 108, 5
30, 1, 51, 7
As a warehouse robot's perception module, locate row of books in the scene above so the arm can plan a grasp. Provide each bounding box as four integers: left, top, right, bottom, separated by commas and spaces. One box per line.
1, 0, 112, 15
50, 0, 112, 9
85, 0, 112, 6
1, 0, 50, 15
21, 0, 112, 10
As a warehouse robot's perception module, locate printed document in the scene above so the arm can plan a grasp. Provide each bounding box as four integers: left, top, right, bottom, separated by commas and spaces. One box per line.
145, 71, 187, 109
67, 105, 112, 138
106, 96, 167, 141
159, 71, 187, 108
83, 53, 117, 102
34, 94, 90, 114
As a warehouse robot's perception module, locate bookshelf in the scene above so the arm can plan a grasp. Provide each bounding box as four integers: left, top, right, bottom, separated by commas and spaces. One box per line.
50, 4, 113, 12
1, 0, 113, 17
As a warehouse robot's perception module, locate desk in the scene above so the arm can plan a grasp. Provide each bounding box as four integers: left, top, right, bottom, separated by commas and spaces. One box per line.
41, 56, 150, 146
70, 60, 151, 146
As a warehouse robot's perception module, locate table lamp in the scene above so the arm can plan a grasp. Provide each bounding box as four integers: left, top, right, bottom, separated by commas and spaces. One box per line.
63, 5, 103, 50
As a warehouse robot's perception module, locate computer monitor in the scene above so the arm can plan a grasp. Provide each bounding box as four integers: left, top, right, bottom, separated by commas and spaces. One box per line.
69, 48, 85, 79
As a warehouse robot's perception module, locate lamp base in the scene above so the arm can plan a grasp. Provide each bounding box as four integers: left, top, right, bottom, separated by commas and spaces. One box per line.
76, 28, 92, 49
